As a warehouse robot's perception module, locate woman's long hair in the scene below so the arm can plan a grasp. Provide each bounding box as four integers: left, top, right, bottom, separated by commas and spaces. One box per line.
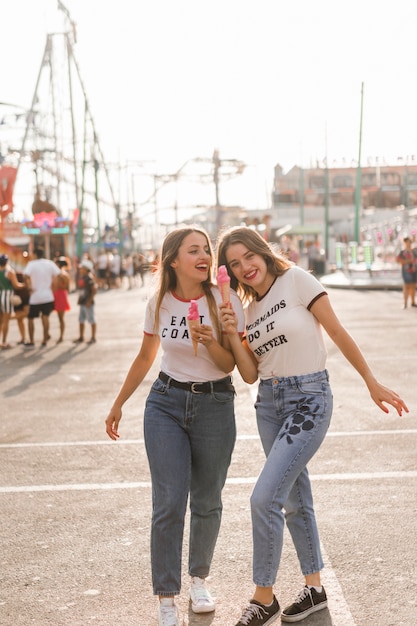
153, 227, 223, 341
216, 226, 292, 303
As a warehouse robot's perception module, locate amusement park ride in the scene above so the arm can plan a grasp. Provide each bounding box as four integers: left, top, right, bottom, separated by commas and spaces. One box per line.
0, 2, 248, 270
0, 1, 121, 267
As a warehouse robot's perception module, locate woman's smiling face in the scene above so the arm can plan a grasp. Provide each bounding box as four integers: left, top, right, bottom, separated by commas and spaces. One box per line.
225, 242, 273, 297
170, 231, 211, 282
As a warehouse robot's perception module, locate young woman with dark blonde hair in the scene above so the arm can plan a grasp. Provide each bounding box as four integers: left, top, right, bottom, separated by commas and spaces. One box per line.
105, 227, 244, 626
216, 226, 408, 626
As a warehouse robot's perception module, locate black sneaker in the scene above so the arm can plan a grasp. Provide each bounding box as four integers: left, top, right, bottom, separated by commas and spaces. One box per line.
281, 585, 327, 622
235, 596, 280, 625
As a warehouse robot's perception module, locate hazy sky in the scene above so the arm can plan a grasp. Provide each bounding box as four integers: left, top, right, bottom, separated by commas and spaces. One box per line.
3, 0, 417, 215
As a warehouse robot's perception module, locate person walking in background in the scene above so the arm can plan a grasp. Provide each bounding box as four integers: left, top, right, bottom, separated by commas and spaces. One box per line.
216, 226, 408, 626
123, 252, 134, 289
24, 247, 60, 348
13, 271, 30, 345
53, 257, 71, 343
105, 227, 244, 626
109, 249, 121, 288
73, 259, 97, 344
134, 252, 146, 287
396, 236, 417, 308
0, 254, 24, 349
96, 248, 110, 290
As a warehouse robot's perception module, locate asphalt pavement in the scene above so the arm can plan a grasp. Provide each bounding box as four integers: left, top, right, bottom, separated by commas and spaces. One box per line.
1, 278, 416, 626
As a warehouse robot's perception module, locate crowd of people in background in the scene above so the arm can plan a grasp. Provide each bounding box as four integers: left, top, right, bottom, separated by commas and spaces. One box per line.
95, 248, 152, 291
0, 246, 157, 350
2, 234, 415, 351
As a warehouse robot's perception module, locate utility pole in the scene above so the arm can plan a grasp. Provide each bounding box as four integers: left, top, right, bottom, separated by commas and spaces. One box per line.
324, 162, 329, 260
354, 82, 364, 243
324, 124, 329, 260
212, 149, 246, 231
213, 149, 221, 229
299, 167, 304, 225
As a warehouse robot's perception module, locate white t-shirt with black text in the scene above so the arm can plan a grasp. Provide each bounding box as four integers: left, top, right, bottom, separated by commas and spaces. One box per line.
245, 266, 327, 378
144, 288, 245, 382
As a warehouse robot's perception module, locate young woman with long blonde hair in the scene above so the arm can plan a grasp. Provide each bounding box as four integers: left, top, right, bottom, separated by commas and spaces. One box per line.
105, 227, 244, 626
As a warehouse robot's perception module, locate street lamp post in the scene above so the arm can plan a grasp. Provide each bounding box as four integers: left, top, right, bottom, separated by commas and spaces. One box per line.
212, 149, 246, 231
354, 82, 364, 243
299, 166, 304, 226
213, 149, 221, 228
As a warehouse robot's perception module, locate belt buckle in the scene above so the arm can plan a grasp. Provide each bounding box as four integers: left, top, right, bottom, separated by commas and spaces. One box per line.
190, 382, 204, 394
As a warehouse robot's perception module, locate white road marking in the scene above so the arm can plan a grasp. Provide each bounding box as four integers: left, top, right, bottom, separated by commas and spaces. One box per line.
0, 429, 416, 448
1, 432, 414, 626
1, 470, 416, 494
321, 543, 358, 626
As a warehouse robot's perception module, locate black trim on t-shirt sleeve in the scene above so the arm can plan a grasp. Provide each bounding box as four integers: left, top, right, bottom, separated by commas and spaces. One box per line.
307, 291, 327, 310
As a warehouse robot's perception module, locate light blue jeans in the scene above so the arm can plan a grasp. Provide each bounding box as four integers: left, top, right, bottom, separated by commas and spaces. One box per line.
144, 376, 236, 596
251, 369, 332, 586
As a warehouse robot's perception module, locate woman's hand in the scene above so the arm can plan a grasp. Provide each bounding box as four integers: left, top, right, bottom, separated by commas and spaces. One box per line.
366, 378, 409, 416
105, 406, 122, 440
189, 323, 213, 348
219, 302, 239, 335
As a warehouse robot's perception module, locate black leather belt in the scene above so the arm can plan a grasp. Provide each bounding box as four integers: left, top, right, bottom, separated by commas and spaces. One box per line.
158, 371, 234, 394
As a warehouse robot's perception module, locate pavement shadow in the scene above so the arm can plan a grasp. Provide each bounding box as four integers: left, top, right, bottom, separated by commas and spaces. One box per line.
1, 348, 41, 384
185, 606, 334, 625
293, 607, 334, 625
187, 605, 215, 625
3, 343, 90, 397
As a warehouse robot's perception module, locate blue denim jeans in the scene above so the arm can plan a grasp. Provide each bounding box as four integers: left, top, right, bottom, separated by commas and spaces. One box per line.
251, 370, 332, 586
144, 376, 236, 596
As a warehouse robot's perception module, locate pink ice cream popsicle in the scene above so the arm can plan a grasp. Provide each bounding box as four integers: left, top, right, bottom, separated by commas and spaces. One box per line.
217, 265, 231, 304
187, 299, 200, 356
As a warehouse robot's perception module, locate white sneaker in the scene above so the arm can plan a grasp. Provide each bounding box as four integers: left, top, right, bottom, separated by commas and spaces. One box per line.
158, 597, 180, 626
190, 576, 216, 613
